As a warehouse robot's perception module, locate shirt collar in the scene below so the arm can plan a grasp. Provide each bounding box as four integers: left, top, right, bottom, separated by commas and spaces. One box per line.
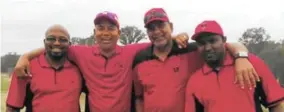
202, 50, 234, 75
38, 52, 72, 68
92, 45, 122, 55
145, 40, 184, 59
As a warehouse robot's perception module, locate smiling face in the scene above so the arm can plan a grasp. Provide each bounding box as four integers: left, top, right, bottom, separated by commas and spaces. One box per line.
195, 32, 226, 64
44, 26, 70, 60
146, 20, 173, 49
94, 18, 120, 51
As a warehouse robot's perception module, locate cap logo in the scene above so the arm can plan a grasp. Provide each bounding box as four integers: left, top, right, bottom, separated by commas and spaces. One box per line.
102, 11, 108, 15
114, 16, 118, 21
201, 23, 207, 30
144, 10, 167, 24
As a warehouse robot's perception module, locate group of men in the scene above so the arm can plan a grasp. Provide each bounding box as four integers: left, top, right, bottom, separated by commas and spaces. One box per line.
6, 7, 284, 112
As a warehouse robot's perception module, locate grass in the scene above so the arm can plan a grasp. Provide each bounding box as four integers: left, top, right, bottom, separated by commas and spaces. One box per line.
0, 73, 270, 112
1, 74, 10, 111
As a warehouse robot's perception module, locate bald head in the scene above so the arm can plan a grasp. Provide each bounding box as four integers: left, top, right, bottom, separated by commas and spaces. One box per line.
45, 24, 70, 38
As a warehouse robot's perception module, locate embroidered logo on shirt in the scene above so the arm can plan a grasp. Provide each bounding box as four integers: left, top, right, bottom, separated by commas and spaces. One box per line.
173, 67, 179, 73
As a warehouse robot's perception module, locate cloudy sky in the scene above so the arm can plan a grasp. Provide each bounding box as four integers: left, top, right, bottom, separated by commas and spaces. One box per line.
1, 0, 283, 55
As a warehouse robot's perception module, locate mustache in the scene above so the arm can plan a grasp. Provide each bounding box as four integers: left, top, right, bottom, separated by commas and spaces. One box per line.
203, 52, 217, 59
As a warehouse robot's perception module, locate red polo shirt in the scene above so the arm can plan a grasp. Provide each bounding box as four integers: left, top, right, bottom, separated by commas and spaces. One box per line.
185, 52, 284, 112
6, 53, 82, 112
132, 41, 203, 112
67, 43, 150, 112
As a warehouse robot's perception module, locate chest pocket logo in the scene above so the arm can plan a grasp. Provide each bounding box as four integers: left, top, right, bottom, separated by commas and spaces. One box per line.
144, 84, 155, 95
111, 62, 125, 74
173, 67, 179, 73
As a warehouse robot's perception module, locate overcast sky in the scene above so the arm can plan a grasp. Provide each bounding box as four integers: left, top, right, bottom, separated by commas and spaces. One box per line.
1, 0, 283, 55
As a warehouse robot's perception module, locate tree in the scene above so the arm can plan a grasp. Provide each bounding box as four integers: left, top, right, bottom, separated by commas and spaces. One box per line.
238, 27, 284, 85
71, 37, 87, 45
120, 26, 146, 45
71, 34, 95, 46
1, 52, 20, 73
85, 34, 96, 46
238, 27, 271, 55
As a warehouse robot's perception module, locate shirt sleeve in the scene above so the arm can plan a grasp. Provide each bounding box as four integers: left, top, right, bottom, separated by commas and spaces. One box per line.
187, 42, 198, 52
6, 72, 30, 108
185, 79, 196, 112
125, 43, 151, 58
67, 45, 83, 64
133, 66, 144, 99
249, 54, 284, 107
185, 73, 205, 112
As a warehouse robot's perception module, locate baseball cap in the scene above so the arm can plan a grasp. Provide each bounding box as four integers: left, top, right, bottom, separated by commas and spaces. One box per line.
191, 20, 224, 40
144, 8, 169, 27
94, 11, 120, 28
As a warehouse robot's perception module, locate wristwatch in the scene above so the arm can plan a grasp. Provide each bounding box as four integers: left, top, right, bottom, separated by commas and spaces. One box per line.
235, 51, 249, 58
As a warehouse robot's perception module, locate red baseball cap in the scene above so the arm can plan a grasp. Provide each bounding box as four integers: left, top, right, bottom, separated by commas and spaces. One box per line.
191, 20, 224, 40
144, 8, 169, 27
94, 11, 120, 28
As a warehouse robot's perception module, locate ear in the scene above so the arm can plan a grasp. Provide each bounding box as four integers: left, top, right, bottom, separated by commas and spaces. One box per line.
118, 29, 121, 36
169, 22, 173, 33
93, 28, 96, 35
223, 36, 227, 42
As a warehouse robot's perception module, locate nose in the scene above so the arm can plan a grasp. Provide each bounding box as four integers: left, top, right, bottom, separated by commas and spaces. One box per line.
152, 26, 162, 35
101, 31, 111, 37
204, 43, 212, 51
53, 40, 61, 45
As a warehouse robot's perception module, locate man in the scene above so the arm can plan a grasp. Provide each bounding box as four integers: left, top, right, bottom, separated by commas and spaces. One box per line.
132, 8, 260, 112
6, 25, 83, 112
185, 20, 284, 112
14, 11, 257, 112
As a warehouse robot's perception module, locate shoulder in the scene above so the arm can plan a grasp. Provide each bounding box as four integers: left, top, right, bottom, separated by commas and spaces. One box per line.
123, 42, 152, 52
188, 69, 203, 86
247, 53, 266, 67
69, 45, 92, 52
132, 46, 152, 69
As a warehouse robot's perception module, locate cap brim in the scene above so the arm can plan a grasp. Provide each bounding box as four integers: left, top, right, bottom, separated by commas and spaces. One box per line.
191, 31, 223, 40
144, 18, 168, 27
191, 32, 201, 40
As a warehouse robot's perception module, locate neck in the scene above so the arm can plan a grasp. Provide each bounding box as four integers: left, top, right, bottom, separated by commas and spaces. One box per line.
45, 54, 65, 69
100, 49, 115, 58
153, 41, 173, 61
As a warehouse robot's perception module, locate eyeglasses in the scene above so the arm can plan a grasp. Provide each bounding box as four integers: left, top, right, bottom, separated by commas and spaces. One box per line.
45, 36, 69, 44
144, 11, 167, 24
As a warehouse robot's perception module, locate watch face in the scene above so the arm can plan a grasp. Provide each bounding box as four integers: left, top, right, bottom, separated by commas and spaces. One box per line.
239, 52, 248, 57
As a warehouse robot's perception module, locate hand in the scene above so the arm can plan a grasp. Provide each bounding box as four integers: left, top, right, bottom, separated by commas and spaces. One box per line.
14, 55, 32, 79
173, 32, 189, 48
234, 58, 260, 89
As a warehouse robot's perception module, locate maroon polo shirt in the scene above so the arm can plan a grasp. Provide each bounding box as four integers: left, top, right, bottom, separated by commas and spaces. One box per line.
6, 53, 82, 112
132, 41, 203, 112
67, 43, 150, 112
185, 51, 284, 112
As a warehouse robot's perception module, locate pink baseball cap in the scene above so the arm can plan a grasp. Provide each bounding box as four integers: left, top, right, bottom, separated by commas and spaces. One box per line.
144, 8, 169, 27
94, 11, 120, 28
191, 20, 224, 40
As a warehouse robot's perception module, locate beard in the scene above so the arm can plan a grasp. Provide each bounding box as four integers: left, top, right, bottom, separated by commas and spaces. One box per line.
154, 39, 172, 52
47, 51, 66, 61
203, 51, 224, 68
